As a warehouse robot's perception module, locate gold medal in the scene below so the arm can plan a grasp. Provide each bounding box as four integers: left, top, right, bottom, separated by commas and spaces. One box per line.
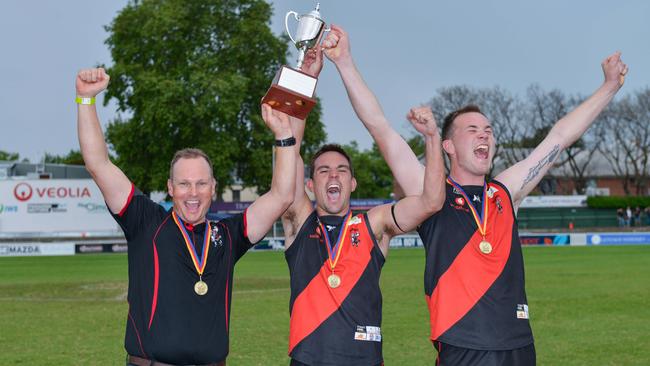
194, 280, 208, 295
479, 240, 492, 254
320, 212, 352, 290
173, 212, 212, 297
447, 178, 494, 256
327, 274, 341, 288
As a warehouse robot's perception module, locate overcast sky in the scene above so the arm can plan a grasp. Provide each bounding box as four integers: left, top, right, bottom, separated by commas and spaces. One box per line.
1, 0, 648, 163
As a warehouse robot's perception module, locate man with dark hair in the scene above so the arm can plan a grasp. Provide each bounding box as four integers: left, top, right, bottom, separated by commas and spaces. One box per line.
323, 25, 628, 366
308, 144, 354, 178
441, 105, 484, 141
76, 67, 297, 365
279, 26, 446, 366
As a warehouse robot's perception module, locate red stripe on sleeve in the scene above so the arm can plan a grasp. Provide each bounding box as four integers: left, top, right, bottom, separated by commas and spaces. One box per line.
243, 208, 249, 240
118, 183, 135, 217
288, 215, 373, 354
426, 188, 514, 341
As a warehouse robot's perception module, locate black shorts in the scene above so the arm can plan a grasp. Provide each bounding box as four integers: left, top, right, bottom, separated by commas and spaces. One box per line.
433, 341, 536, 366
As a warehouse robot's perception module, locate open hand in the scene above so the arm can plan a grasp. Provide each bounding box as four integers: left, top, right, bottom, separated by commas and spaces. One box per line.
261, 104, 292, 139
301, 35, 324, 78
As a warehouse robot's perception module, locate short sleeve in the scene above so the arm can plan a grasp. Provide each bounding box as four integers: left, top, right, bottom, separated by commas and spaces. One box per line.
219, 211, 254, 263
110, 184, 167, 242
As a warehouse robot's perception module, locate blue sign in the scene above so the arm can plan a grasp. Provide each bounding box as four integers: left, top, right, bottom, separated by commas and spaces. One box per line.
587, 233, 650, 245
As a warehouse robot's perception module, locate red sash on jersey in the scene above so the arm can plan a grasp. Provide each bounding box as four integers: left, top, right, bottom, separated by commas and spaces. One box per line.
288, 214, 374, 354
426, 182, 514, 340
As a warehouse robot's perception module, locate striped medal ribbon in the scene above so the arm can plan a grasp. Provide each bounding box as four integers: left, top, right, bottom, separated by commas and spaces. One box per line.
447, 177, 492, 254
172, 211, 211, 295
319, 211, 352, 288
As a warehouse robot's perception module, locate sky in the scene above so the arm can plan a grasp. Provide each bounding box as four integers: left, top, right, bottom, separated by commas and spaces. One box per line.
0, 0, 648, 163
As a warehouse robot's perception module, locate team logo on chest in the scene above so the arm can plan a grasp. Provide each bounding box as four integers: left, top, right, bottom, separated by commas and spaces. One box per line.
495, 197, 504, 214
487, 186, 499, 198
210, 223, 223, 248
350, 228, 360, 247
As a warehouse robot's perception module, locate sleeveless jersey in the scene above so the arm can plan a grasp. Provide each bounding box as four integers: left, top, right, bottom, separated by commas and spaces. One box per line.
285, 212, 385, 366
417, 180, 534, 350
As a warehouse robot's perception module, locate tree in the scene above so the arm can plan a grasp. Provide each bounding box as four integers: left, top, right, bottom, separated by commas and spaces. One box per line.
596, 89, 650, 195
104, 0, 325, 195
524, 85, 602, 194
420, 84, 609, 194
44, 150, 85, 165
341, 141, 394, 199
0, 150, 20, 161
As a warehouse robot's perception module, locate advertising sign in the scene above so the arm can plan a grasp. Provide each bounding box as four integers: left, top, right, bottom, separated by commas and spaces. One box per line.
519, 195, 587, 208
0, 179, 120, 233
0, 243, 75, 257
587, 233, 650, 245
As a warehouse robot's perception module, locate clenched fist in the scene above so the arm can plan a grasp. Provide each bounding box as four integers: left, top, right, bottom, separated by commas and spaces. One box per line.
601, 51, 628, 90
407, 106, 439, 138
76, 68, 110, 98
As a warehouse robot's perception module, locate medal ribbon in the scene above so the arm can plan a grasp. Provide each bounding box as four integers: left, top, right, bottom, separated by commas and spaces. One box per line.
319, 211, 352, 271
172, 211, 211, 276
447, 177, 489, 238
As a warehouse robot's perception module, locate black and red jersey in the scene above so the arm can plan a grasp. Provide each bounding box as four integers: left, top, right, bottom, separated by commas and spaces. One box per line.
417, 180, 534, 350
285, 211, 385, 366
112, 185, 253, 364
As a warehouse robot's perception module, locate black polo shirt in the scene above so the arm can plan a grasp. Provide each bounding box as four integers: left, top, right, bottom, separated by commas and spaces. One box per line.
112, 185, 253, 364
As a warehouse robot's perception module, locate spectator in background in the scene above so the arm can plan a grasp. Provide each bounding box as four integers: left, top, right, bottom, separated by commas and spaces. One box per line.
626, 206, 632, 227
633, 206, 641, 227
644, 207, 650, 226
617, 208, 626, 227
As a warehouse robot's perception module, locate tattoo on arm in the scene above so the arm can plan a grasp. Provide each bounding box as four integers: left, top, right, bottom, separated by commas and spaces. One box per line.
520, 144, 560, 189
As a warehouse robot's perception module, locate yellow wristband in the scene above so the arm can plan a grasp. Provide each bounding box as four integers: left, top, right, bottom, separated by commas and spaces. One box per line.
75, 96, 96, 105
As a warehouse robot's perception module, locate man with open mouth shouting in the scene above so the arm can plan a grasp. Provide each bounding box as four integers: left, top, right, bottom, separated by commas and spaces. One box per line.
331, 24, 628, 366
76, 67, 298, 366
280, 24, 446, 366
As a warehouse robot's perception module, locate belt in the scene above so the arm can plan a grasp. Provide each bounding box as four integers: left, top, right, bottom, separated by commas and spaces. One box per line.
128, 355, 225, 366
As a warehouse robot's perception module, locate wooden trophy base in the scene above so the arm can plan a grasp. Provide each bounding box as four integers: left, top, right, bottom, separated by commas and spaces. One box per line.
262, 66, 318, 120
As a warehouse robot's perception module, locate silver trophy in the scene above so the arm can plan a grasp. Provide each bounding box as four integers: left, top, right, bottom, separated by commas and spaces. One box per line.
285, 3, 330, 68
261, 3, 329, 119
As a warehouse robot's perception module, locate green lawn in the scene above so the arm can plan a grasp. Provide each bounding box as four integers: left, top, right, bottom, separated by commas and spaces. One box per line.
1, 246, 649, 365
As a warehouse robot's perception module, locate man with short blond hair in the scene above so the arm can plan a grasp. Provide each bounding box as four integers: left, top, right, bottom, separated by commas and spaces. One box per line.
76, 67, 298, 365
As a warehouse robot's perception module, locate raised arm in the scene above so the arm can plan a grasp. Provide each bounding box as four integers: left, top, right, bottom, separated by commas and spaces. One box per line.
76, 68, 132, 214
280, 46, 326, 247
323, 25, 424, 196
245, 105, 297, 243
368, 108, 446, 256
496, 52, 628, 209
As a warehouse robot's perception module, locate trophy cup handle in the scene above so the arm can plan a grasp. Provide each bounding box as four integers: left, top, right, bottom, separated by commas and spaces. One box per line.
284, 11, 299, 45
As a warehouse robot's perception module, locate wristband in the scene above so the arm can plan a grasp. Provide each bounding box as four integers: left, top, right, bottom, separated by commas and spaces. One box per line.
75, 96, 96, 105
275, 136, 296, 147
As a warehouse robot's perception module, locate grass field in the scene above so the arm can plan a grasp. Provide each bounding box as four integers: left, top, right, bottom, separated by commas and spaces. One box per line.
1, 246, 649, 365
